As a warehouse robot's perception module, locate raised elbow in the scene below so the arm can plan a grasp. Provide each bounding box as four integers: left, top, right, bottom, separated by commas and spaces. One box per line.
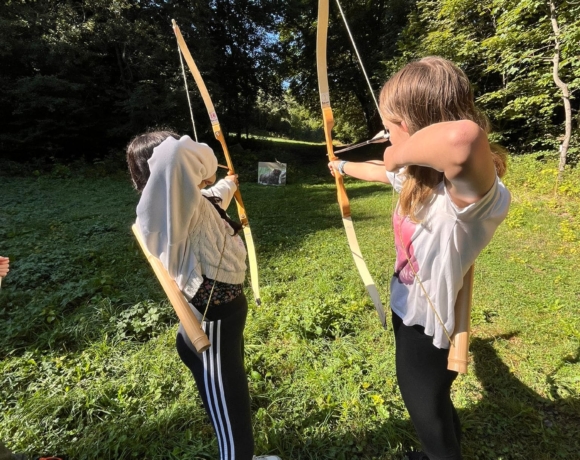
447, 120, 485, 165
449, 120, 481, 148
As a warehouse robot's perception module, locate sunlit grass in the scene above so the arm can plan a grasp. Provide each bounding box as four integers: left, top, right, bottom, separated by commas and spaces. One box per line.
0, 146, 579, 459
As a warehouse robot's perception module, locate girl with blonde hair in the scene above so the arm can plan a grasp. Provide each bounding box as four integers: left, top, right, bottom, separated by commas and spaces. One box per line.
329, 57, 511, 460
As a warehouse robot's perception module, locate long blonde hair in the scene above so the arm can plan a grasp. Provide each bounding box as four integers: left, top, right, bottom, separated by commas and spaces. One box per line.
379, 57, 507, 221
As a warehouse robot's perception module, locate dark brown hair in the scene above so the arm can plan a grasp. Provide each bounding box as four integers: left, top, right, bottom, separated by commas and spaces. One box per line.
126, 130, 242, 235
126, 130, 179, 193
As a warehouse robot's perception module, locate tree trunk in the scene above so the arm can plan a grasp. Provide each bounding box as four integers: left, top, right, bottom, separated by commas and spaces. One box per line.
549, 0, 572, 181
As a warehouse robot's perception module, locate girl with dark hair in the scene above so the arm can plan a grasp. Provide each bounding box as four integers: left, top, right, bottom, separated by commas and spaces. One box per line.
329, 57, 511, 460
127, 132, 280, 460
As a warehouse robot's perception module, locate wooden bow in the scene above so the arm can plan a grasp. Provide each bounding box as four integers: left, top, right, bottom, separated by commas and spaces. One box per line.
172, 20, 261, 306
316, 0, 385, 327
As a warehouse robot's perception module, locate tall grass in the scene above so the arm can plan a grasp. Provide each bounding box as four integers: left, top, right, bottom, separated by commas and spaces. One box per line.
0, 143, 579, 459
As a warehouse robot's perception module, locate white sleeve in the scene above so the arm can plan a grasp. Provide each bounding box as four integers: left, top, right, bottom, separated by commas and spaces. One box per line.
136, 136, 212, 280
386, 167, 407, 193
448, 177, 511, 223
201, 179, 238, 210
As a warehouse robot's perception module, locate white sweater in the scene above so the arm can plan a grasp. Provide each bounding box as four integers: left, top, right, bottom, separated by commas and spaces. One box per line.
136, 136, 247, 300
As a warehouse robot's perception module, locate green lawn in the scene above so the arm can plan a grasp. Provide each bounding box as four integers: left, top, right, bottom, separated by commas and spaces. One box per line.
0, 143, 579, 460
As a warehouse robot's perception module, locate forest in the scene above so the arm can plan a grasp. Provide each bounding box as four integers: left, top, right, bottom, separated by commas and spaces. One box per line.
0, 0, 578, 167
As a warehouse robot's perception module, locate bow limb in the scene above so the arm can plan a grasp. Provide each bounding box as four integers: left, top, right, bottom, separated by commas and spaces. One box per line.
316, 0, 349, 218
172, 20, 261, 306
172, 22, 236, 176
316, 0, 386, 327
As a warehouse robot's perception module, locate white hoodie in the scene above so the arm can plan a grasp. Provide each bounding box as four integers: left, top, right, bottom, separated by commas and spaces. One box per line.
136, 135, 247, 300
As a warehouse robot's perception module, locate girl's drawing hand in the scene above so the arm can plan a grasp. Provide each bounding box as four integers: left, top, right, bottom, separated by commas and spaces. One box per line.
383, 145, 401, 172
225, 174, 239, 186
198, 173, 217, 189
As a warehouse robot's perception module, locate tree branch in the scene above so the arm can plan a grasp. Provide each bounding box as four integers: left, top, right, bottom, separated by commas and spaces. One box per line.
548, 0, 572, 178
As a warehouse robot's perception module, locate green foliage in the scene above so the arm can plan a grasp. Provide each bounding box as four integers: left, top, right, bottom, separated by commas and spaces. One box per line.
278, 0, 413, 142
397, 0, 580, 159
1, 143, 579, 459
112, 300, 175, 341
0, 0, 281, 160
2, 0, 577, 163
252, 91, 324, 142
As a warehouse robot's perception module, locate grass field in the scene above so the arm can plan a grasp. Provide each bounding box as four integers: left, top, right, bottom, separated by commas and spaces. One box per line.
0, 140, 579, 460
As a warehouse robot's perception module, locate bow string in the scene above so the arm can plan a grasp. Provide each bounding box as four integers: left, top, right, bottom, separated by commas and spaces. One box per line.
172, 20, 261, 306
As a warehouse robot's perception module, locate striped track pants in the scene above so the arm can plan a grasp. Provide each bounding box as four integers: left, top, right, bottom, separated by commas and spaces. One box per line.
176, 294, 254, 460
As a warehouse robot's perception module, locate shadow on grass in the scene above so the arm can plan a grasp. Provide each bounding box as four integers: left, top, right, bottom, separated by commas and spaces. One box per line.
63, 401, 219, 460
457, 335, 580, 459
49, 334, 579, 460
284, 335, 580, 459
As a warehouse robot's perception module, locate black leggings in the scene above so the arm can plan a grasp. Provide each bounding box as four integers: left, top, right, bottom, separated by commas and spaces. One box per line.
176, 294, 254, 460
392, 312, 462, 460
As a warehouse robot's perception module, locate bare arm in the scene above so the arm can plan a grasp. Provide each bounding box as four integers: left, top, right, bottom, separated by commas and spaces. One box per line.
383, 120, 496, 206
328, 160, 391, 184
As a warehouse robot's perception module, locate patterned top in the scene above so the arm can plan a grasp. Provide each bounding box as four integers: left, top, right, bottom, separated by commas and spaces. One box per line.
191, 275, 243, 309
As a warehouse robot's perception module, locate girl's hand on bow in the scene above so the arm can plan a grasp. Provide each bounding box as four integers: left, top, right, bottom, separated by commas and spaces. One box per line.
225, 174, 239, 186
329, 160, 391, 184
328, 160, 341, 177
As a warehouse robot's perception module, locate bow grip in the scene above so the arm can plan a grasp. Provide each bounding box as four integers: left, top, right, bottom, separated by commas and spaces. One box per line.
334, 174, 351, 218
